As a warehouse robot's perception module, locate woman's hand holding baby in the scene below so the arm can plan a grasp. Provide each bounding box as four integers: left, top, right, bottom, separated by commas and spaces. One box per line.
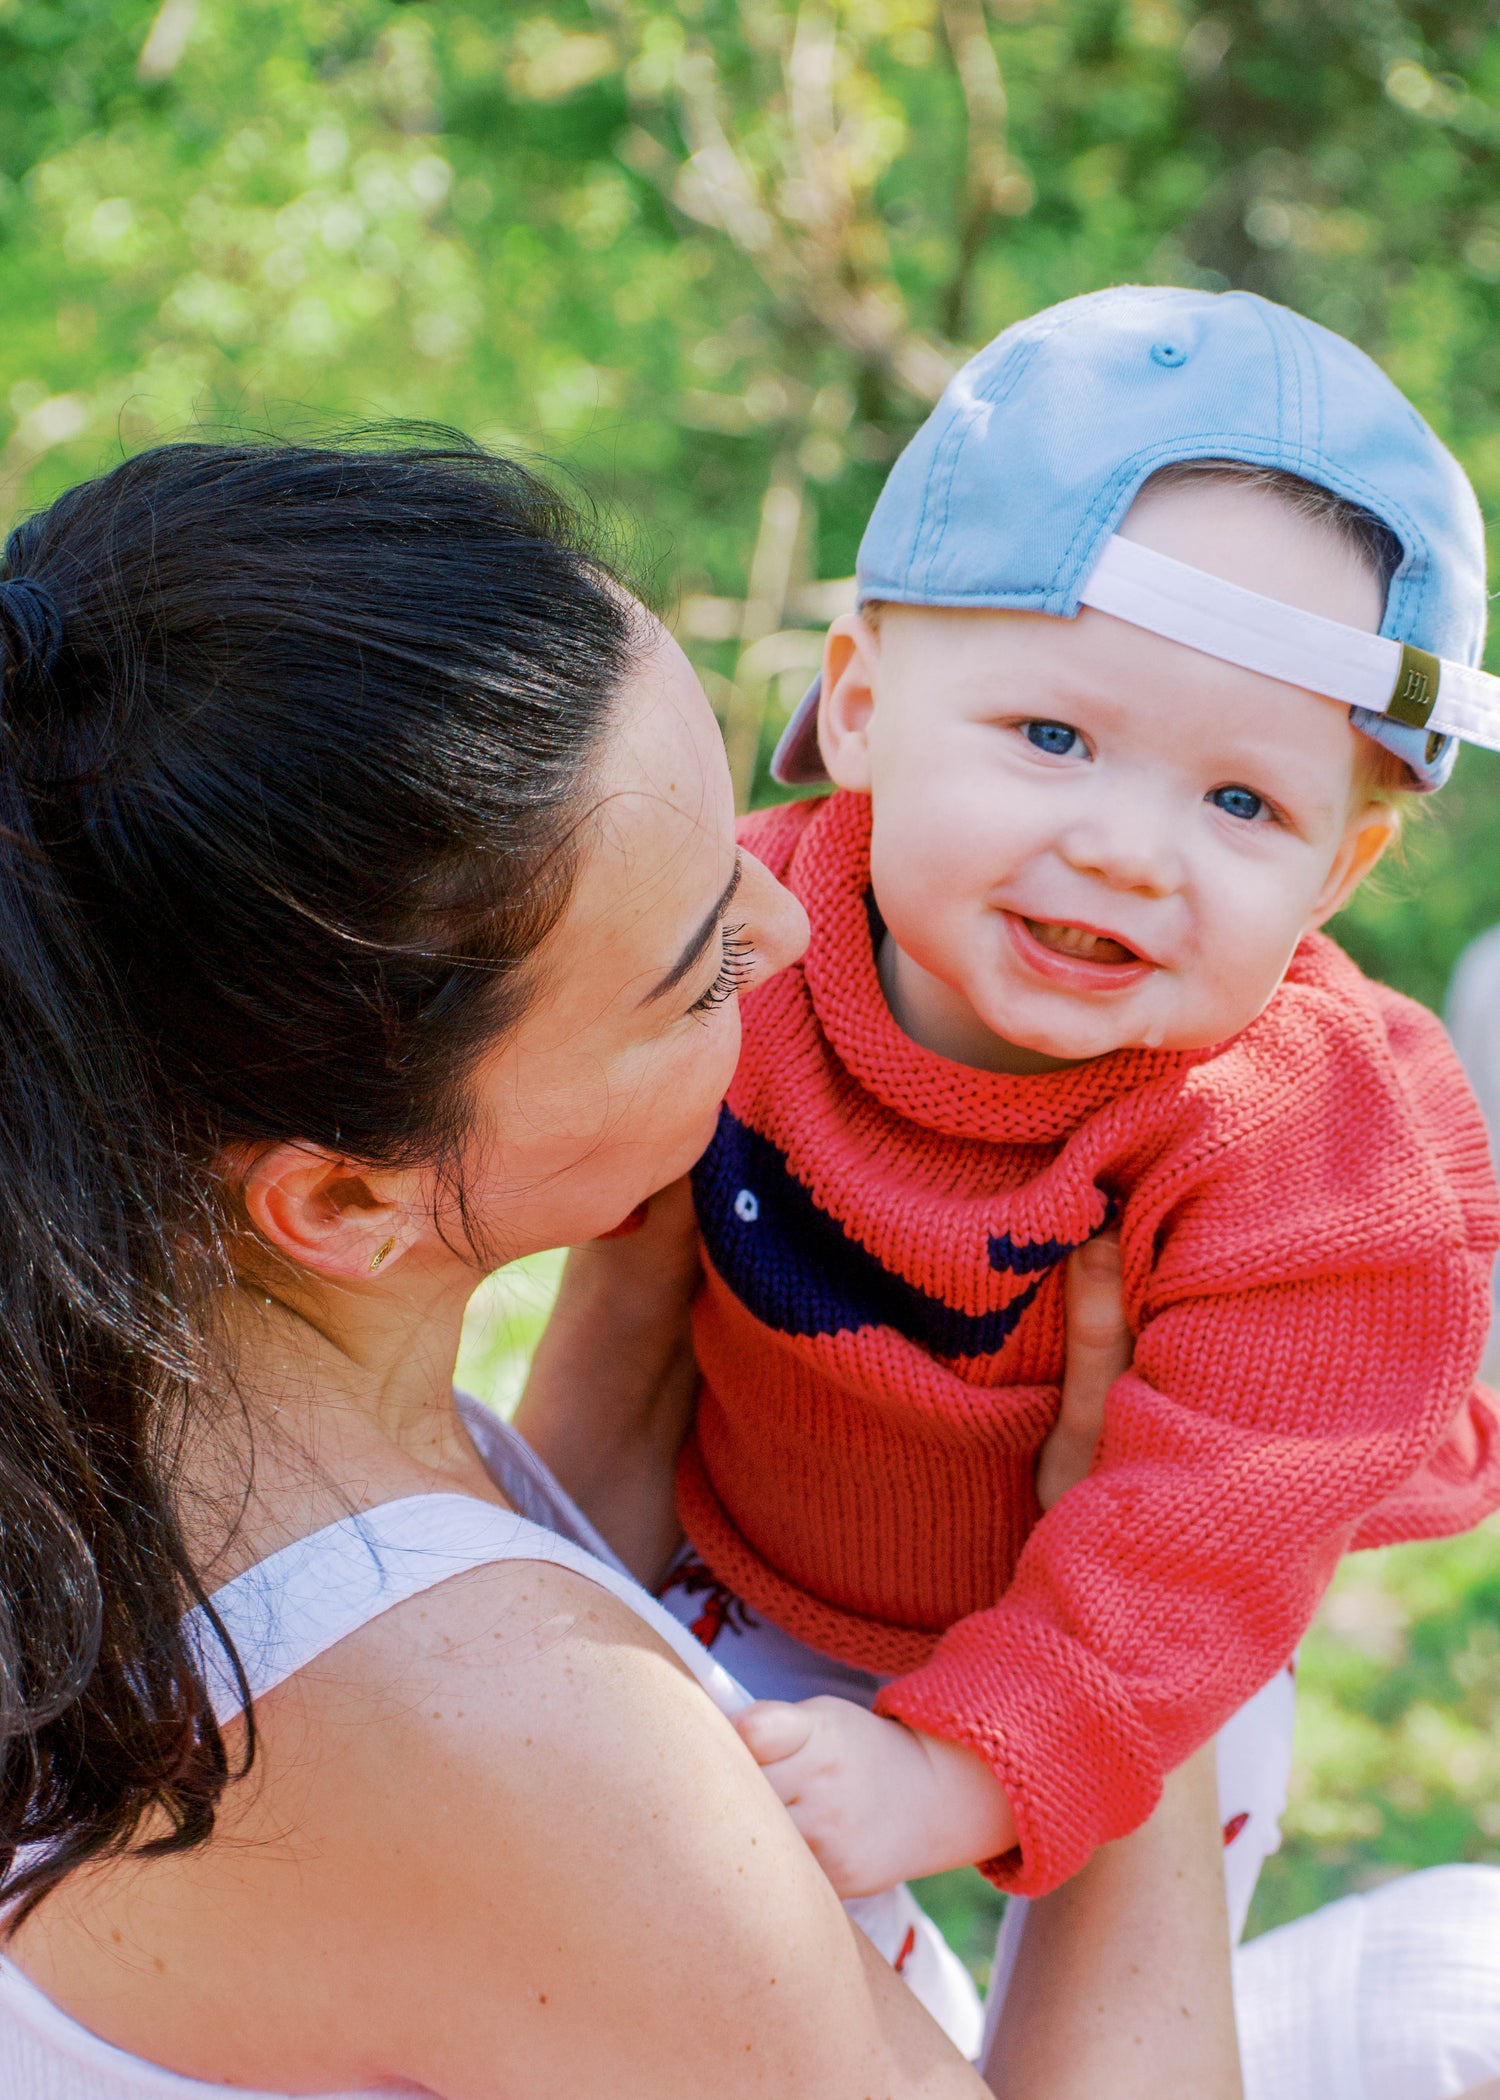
732, 1696, 1017, 1897
1035, 1224, 1127, 1510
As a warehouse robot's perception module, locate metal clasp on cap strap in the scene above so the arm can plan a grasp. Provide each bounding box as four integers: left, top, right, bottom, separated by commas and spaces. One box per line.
1388, 642, 1441, 727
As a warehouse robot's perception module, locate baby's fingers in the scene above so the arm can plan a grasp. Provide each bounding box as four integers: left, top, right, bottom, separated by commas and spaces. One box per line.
733, 1699, 816, 1768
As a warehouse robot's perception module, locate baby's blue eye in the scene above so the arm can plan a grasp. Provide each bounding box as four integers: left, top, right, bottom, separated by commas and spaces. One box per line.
1210, 785, 1266, 823
1024, 720, 1080, 756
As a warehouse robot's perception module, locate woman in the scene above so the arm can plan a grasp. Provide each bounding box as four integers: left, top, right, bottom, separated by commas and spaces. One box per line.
0, 435, 1240, 2097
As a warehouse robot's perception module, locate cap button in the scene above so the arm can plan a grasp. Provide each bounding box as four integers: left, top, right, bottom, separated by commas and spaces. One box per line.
1150, 341, 1188, 368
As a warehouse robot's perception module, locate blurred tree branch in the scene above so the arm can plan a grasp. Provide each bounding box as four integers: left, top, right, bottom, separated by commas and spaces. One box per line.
602, 0, 972, 411
587, 1, 1036, 800
137, 0, 199, 83
938, 0, 1031, 341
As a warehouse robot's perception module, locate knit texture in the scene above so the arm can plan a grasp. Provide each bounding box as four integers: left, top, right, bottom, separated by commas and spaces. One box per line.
682, 790, 1500, 1898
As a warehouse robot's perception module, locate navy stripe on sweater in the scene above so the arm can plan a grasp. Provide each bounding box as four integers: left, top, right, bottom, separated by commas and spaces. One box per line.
693, 1109, 1102, 1358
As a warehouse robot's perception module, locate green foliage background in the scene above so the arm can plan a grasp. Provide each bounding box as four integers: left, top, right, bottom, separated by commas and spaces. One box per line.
7, 0, 1500, 1972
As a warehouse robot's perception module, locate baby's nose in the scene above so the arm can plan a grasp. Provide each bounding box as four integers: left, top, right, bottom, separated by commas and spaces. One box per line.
1057, 811, 1184, 896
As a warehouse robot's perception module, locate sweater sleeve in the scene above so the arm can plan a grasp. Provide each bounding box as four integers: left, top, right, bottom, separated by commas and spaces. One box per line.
876, 1256, 1488, 1896
875, 974, 1500, 1897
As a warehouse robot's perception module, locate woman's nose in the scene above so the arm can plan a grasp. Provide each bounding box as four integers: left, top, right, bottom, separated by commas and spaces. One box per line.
740, 850, 810, 983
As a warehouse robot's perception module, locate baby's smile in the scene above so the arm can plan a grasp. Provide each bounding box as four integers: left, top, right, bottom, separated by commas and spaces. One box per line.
1020, 916, 1144, 968
1003, 909, 1158, 1003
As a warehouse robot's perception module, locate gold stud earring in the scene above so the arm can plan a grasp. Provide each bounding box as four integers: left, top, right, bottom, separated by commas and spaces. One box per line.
369, 1236, 397, 1272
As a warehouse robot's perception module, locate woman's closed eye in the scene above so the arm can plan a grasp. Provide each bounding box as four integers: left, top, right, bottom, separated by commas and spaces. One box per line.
688, 923, 754, 1015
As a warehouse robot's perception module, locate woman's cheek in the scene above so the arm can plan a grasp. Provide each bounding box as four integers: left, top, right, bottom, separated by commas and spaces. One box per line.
658, 1001, 742, 1130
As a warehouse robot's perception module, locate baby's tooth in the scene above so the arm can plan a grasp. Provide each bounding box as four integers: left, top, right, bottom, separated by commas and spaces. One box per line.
1027, 917, 1131, 962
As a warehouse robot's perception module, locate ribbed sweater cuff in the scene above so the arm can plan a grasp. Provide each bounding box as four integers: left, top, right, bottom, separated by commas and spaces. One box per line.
1352, 1383, 1500, 1548
876, 1610, 1162, 1897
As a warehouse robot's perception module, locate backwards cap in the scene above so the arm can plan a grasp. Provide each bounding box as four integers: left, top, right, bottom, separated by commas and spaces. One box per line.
773, 285, 1493, 792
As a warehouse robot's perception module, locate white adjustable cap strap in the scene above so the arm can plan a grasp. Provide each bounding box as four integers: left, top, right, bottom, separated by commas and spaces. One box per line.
1081, 534, 1500, 755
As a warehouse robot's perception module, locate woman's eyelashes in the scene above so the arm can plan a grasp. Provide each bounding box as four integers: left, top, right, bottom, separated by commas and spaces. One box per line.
688, 923, 754, 1016
1021, 719, 1085, 757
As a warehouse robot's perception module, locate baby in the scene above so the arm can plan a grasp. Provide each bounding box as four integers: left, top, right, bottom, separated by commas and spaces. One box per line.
661, 287, 1500, 1918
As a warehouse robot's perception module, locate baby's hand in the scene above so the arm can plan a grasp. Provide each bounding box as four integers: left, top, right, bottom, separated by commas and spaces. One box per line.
732, 1695, 1017, 1898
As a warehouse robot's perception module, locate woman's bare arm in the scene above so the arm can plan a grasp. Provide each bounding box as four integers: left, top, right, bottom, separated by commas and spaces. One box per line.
513, 1179, 700, 1584
985, 1742, 1242, 2099
999, 1226, 1242, 2096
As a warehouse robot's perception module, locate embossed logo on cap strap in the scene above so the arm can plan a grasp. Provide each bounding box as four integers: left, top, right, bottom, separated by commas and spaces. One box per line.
1387, 643, 1440, 728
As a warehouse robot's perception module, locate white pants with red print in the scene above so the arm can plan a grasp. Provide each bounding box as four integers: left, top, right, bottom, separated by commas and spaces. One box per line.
658, 1552, 1294, 2061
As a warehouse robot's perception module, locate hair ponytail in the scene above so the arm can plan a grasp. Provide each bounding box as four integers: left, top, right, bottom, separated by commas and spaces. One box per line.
0, 572, 232, 1917
0, 437, 634, 1916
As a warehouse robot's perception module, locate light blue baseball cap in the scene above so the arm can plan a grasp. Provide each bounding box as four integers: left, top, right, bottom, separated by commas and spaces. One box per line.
772, 285, 1490, 792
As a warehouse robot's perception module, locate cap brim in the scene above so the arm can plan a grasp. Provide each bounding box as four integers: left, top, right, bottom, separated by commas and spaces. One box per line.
769, 673, 829, 785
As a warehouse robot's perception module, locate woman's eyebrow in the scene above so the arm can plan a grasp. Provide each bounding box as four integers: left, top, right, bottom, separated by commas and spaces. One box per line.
643, 856, 743, 1004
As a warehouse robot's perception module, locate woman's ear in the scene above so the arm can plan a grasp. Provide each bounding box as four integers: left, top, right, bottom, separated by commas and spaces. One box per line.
1310, 802, 1402, 928
240, 1143, 413, 1283
817, 615, 882, 792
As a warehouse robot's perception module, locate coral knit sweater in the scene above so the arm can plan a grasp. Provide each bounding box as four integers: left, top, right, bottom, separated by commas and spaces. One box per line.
681, 790, 1500, 1898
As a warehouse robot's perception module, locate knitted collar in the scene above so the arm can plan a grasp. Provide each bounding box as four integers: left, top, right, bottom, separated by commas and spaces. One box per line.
791, 790, 1221, 1147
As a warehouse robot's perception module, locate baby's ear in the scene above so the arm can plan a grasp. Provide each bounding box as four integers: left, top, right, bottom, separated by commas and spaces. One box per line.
1310, 801, 1402, 927
817, 615, 881, 792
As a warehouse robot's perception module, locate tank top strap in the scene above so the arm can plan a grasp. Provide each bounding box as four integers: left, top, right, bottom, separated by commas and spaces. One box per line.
187, 1493, 752, 1727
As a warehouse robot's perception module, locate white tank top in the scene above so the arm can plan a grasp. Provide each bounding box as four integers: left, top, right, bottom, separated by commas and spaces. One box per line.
0, 1399, 750, 2100
0, 1399, 975, 2094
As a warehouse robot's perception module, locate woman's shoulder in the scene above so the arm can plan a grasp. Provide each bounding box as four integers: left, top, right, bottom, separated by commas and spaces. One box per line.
311, 1536, 710, 1725
15, 1535, 978, 2099
266, 1526, 725, 1789
7, 1561, 766, 2090
252, 1556, 913, 2095
275, 1543, 773, 1914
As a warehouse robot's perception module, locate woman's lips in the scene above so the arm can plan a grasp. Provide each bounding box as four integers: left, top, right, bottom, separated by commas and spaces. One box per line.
1003, 911, 1157, 993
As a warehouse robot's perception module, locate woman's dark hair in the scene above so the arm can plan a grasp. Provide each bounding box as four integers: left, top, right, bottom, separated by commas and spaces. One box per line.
0, 434, 638, 1917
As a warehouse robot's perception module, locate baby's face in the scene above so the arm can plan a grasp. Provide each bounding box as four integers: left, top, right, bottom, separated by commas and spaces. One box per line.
819, 478, 1399, 1071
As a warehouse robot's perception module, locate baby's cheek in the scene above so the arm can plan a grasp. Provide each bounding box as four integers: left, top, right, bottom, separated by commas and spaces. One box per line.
1188, 901, 1306, 1041
877, 886, 970, 997
871, 805, 986, 944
